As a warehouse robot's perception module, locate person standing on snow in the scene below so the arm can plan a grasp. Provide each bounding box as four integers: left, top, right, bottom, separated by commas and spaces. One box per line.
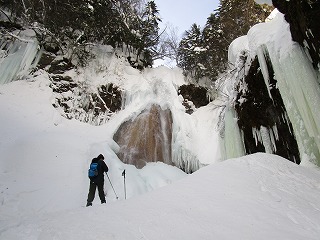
86, 154, 109, 207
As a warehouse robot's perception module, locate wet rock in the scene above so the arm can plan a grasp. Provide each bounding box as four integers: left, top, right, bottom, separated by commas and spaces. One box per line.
182, 99, 195, 114
97, 84, 122, 113
50, 75, 77, 93
43, 42, 60, 54
113, 104, 174, 168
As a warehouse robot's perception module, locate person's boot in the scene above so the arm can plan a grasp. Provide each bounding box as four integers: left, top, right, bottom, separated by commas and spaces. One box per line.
86, 202, 92, 207
101, 200, 106, 204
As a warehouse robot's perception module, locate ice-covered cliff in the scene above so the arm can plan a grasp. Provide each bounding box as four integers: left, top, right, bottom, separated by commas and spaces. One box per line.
220, 9, 320, 166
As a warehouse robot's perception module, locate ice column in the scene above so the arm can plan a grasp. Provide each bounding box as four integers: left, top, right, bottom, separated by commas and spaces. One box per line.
0, 29, 41, 85
269, 44, 320, 164
222, 106, 245, 160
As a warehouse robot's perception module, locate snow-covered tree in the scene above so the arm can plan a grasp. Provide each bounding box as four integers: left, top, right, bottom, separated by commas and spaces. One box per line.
202, 12, 226, 79
205, 0, 273, 78
177, 0, 273, 82
139, 0, 161, 66
177, 23, 207, 81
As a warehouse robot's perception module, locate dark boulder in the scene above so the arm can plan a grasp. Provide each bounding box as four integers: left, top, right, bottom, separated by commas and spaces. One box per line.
178, 84, 210, 114
37, 52, 56, 70
48, 58, 74, 74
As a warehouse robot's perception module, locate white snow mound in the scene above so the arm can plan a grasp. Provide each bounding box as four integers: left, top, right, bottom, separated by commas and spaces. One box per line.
1, 153, 320, 240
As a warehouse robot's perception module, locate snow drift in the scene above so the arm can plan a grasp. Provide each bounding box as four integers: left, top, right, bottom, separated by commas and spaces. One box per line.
1, 153, 320, 239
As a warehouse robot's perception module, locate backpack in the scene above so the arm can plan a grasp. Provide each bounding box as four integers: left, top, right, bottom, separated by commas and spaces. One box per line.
88, 162, 99, 178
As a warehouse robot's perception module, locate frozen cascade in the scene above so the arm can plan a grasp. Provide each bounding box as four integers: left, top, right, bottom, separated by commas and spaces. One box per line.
113, 104, 174, 169
0, 29, 41, 85
222, 106, 245, 160
223, 10, 320, 165
245, 11, 320, 165
218, 42, 248, 161
111, 66, 201, 173
269, 44, 320, 164
226, 11, 301, 163
113, 103, 201, 173
256, 47, 273, 100
171, 110, 201, 173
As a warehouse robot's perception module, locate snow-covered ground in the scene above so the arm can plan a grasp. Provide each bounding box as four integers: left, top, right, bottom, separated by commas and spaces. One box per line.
34, 155, 318, 239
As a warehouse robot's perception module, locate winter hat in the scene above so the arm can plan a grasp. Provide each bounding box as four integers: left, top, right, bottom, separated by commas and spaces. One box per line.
98, 154, 104, 160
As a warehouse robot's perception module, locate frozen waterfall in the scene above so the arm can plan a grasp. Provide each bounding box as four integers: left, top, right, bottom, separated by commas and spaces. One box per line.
113, 104, 174, 169
248, 12, 320, 165
222, 106, 245, 160
108, 65, 202, 173
269, 43, 320, 164
0, 29, 41, 85
225, 10, 320, 166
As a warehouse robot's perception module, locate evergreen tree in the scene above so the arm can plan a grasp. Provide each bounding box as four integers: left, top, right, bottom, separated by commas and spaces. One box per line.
177, 23, 207, 80
205, 0, 273, 78
202, 12, 226, 78
177, 0, 273, 81
141, 1, 160, 48
0, 0, 161, 68
140, 0, 161, 66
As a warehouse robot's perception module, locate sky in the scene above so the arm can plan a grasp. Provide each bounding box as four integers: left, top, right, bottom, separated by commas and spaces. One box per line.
154, 0, 220, 38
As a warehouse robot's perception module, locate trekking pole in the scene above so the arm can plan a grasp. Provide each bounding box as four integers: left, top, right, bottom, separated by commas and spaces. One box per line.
106, 173, 119, 199
122, 170, 126, 200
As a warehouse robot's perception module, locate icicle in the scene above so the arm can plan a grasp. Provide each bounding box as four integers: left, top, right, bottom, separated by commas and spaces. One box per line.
270, 44, 320, 164
257, 46, 273, 100
252, 126, 277, 154
172, 146, 201, 173
252, 127, 261, 146
272, 124, 279, 141
259, 126, 272, 153
269, 128, 277, 153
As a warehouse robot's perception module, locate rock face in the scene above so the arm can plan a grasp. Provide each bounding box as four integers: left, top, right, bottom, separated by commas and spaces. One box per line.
178, 84, 210, 114
38, 54, 123, 125
235, 48, 300, 164
51, 80, 122, 125
113, 104, 174, 168
273, 0, 320, 69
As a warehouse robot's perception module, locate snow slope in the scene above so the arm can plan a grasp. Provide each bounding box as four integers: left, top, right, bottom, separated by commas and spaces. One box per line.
0, 75, 187, 215
1, 153, 320, 239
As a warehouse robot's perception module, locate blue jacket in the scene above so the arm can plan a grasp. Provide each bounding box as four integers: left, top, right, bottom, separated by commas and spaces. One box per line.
90, 158, 109, 183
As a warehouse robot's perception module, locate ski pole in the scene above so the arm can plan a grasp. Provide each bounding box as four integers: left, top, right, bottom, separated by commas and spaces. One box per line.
106, 173, 119, 199
122, 170, 126, 200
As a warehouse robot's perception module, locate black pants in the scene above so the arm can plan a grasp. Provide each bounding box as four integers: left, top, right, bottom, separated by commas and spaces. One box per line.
87, 180, 106, 203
